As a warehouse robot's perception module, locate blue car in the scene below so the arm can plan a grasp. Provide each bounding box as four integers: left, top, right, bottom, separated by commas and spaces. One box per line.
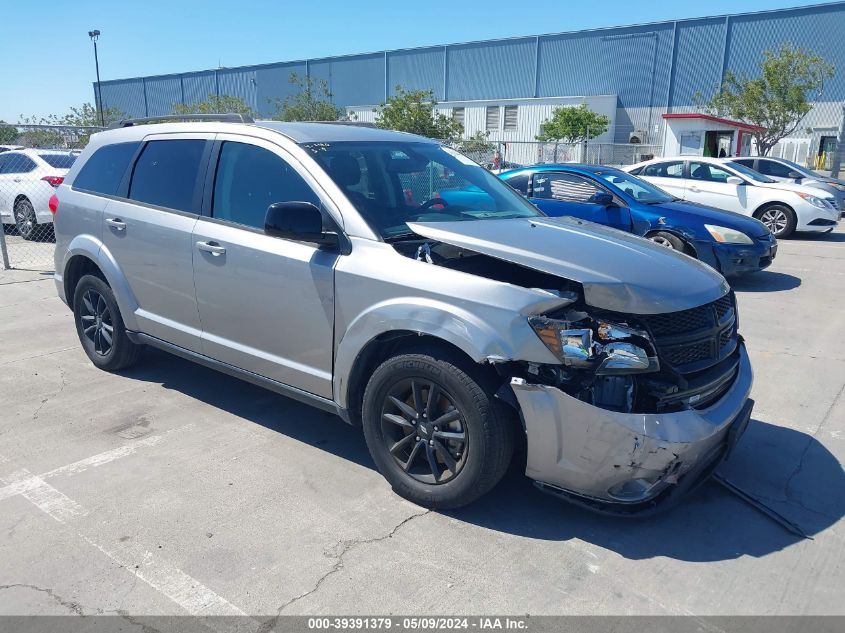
498, 164, 777, 277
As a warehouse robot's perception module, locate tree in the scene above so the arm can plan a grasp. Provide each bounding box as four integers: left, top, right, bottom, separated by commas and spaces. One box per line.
271, 73, 345, 122
536, 104, 610, 143
174, 94, 256, 117
701, 44, 835, 156
17, 103, 126, 147
454, 131, 495, 155
0, 122, 18, 144
375, 86, 463, 141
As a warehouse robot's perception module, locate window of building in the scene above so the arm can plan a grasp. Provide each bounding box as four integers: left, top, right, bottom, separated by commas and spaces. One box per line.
73, 142, 140, 196
451, 107, 465, 126
129, 140, 206, 212
503, 106, 518, 131
212, 142, 320, 230
485, 106, 500, 132
532, 173, 601, 202
642, 161, 685, 179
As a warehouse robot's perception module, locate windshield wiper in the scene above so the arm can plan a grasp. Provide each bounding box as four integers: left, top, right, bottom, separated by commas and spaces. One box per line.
384, 231, 420, 243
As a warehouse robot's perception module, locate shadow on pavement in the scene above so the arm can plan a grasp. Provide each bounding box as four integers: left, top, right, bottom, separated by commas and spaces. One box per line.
122, 350, 843, 563
791, 230, 845, 243
731, 271, 801, 292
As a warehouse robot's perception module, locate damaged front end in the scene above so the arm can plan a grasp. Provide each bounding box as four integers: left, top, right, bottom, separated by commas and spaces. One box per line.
507, 295, 754, 514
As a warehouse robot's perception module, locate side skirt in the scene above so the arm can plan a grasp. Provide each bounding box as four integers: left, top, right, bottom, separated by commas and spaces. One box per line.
126, 331, 352, 423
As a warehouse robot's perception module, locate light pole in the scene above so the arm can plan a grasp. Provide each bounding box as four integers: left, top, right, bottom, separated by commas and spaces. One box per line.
88, 30, 104, 127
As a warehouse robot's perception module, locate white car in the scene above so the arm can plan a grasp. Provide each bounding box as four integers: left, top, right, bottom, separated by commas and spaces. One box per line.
625, 156, 840, 238
0, 149, 78, 240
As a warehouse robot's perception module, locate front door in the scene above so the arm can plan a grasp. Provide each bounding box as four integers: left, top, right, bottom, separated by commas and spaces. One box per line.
191, 136, 337, 398
687, 161, 748, 214
639, 160, 687, 199
529, 171, 632, 232
101, 135, 210, 352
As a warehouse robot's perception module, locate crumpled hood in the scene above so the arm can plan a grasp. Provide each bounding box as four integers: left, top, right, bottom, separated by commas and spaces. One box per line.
652, 200, 771, 238
407, 217, 730, 315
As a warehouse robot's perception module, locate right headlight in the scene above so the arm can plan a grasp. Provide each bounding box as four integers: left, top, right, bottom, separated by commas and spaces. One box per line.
528, 315, 660, 375
704, 224, 754, 245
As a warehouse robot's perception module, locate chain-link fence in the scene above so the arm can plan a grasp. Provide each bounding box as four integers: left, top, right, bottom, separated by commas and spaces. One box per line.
0, 124, 101, 271
455, 140, 661, 170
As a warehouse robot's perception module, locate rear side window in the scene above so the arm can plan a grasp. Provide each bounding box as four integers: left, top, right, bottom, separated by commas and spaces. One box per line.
129, 140, 206, 212
39, 153, 77, 169
642, 161, 684, 178
73, 142, 140, 195
503, 173, 529, 195
212, 142, 320, 230
532, 172, 600, 202
0, 153, 37, 174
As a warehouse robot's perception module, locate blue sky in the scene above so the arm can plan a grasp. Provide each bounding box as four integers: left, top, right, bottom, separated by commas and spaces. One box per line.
0, 0, 832, 122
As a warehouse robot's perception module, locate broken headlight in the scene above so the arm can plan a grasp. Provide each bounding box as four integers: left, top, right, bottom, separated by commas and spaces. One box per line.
528, 314, 659, 375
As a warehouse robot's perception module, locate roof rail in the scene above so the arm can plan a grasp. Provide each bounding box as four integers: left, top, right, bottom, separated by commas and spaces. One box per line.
110, 113, 254, 128
300, 120, 377, 128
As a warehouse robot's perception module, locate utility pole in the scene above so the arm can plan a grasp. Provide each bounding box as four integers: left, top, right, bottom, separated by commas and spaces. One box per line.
89, 30, 104, 127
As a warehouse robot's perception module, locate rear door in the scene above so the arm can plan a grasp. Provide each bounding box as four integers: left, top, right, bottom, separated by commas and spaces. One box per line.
191, 134, 337, 398
529, 171, 632, 231
686, 161, 749, 214
639, 160, 687, 198
101, 134, 212, 352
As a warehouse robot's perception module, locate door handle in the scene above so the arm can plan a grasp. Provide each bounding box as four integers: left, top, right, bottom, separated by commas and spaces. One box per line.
105, 218, 126, 230
13, 178, 21, 183
689, 186, 700, 193
196, 240, 226, 256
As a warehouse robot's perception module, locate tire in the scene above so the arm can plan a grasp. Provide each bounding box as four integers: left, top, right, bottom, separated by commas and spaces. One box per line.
648, 231, 685, 251
72, 274, 142, 371
13, 198, 38, 241
755, 204, 796, 239
361, 352, 514, 509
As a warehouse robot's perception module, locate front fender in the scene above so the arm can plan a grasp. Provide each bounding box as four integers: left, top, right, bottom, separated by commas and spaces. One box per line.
333, 297, 551, 409
58, 235, 141, 331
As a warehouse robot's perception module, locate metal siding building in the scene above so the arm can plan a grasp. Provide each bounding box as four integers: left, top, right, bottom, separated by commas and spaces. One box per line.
97, 2, 845, 159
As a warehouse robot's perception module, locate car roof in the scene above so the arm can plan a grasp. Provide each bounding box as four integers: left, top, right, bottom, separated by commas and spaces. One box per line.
88, 120, 435, 146
501, 163, 626, 177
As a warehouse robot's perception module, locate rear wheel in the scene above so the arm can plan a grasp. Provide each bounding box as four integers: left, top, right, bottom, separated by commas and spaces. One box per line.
13, 198, 38, 241
755, 205, 796, 238
361, 352, 514, 509
73, 274, 142, 371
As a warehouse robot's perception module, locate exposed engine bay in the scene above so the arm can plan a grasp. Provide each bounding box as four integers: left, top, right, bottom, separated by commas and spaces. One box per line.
394, 239, 741, 416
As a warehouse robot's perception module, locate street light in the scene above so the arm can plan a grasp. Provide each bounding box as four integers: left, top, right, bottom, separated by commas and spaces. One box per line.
88, 30, 104, 127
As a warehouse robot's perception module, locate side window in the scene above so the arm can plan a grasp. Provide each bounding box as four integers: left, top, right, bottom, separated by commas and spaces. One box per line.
503, 173, 529, 195
129, 140, 206, 212
212, 142, 320, 230
0, 154, 10, 174
532, 173, 600, 202
689, 162, 732, 183
757, 160, 793, 178
733, 158, 755, 169
73, 142, 141, 196
642, 161, 684, 178
2, 153, 37, 174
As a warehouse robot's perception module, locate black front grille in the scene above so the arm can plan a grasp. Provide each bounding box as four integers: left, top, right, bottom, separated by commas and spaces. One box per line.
638, 293, 737, 373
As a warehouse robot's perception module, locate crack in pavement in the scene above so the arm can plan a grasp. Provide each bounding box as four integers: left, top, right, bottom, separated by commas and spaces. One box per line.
0, 583, 85, 615
260, 509, 430, 628
32, 367, 67, 420
784, 380, 845, 506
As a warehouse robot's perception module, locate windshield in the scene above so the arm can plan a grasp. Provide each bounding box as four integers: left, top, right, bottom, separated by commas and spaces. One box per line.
779, 159, 819, 178
302, 141, 541, 238
593, 170, 675, 204
726, 161, 774, 183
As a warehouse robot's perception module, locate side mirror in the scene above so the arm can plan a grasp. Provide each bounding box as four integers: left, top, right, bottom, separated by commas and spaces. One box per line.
587, 191, 614, 206
264, 201, 339, 249
726, 176, 744, 186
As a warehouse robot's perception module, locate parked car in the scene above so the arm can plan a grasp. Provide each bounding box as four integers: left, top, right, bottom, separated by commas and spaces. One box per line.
732, 156, 845, 214
54, 118, 753, 514
499, 164, 776, 277
0, 145, 25, 153
625, 156, 840, 238
0, 148, 78, 240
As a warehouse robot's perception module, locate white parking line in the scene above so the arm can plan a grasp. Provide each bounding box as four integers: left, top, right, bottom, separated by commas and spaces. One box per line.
0, 423, 251, 619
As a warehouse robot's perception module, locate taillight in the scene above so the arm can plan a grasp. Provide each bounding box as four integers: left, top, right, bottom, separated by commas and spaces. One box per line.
49, 194, 59, 215
41, 176, 64, 187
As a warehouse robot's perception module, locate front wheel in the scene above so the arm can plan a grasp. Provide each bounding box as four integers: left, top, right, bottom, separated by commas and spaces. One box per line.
361, 352, 514, 509
648, 231, 685, 251
756, 205, 796, 239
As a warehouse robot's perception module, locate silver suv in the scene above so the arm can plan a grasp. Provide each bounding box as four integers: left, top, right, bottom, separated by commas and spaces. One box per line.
54, 116, 753, 514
